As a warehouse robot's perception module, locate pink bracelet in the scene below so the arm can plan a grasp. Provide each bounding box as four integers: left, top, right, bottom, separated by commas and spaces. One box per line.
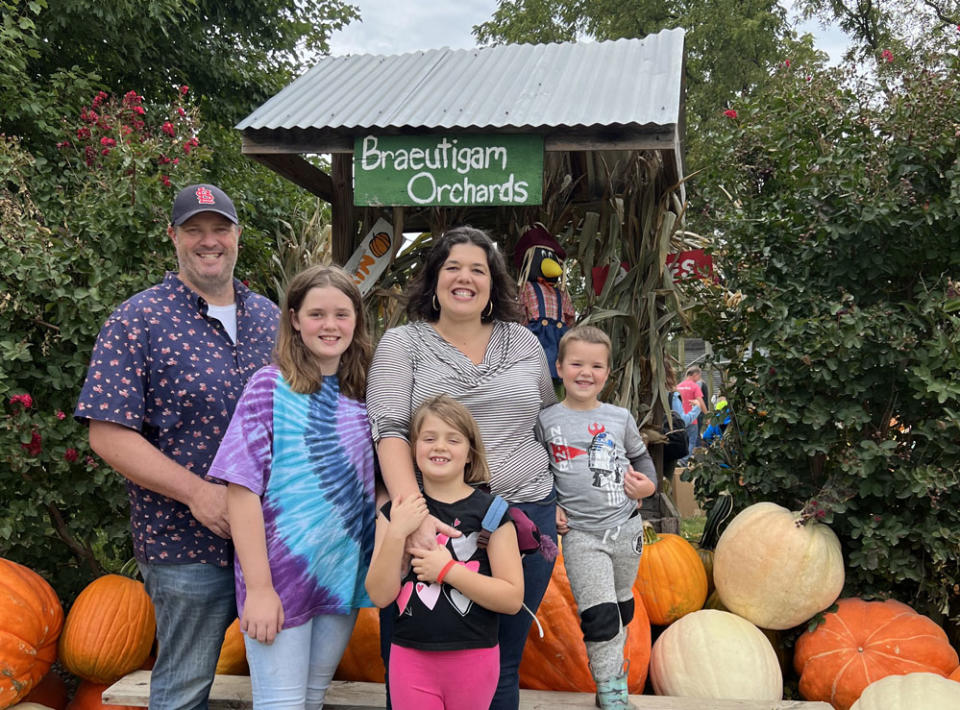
436, 560, 457, 585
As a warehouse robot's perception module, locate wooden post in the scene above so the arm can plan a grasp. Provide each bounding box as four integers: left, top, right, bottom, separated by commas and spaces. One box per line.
331, 154, 355, 265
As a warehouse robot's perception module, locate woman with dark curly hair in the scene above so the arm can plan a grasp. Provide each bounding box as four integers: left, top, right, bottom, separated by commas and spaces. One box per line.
367, 226, 557, 710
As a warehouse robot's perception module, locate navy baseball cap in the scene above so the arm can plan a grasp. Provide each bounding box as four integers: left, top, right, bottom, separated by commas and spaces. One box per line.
170, 184, 238, 226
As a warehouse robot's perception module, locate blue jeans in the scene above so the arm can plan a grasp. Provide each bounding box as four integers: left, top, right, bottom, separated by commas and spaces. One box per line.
379, 490, 558, 710
139, 562, 236, 710
490, 491, 557, 710
245, 611, 357, 710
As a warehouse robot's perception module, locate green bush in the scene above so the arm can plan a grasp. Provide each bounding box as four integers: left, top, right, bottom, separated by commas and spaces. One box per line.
0, 89, 216, 599
689, 53, 960, 629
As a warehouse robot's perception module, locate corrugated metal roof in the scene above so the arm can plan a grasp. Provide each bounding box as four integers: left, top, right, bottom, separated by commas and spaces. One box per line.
237, 29, 685, 133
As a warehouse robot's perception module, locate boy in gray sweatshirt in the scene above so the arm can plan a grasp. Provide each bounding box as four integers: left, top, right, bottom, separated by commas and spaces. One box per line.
536, 325, 656, 709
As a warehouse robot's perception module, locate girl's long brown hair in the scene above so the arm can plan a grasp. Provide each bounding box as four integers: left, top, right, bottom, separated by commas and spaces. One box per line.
410, 395, 490, 485
274, 265, 371, 399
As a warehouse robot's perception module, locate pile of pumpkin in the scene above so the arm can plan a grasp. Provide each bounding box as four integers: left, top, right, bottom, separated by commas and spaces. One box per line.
5, 498, 960, 710
0, 559, 246, 710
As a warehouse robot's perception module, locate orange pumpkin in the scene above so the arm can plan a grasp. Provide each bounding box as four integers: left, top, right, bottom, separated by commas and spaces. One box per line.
794, 598, 960, 710
65, 681, 139, 710
23, 670, 68, 710
58, 575, 156, 684
215, 619, 248, 675
334, 551, 652, 692
0, 558, 64, 708
334, 608, 385, 683
633, 523, 707, 625
519, 551, 651, 693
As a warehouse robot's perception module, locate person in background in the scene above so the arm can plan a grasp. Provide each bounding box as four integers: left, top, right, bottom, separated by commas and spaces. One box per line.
366, 395, 524, 710
209, 265, 376, 709
537, 326, 656, 709
75, 184, 279, 710
366, 226, 556, 710
675, 365, 706, 466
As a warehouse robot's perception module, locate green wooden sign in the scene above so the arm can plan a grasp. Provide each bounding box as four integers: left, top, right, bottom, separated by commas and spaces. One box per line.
353, 134, 543, 207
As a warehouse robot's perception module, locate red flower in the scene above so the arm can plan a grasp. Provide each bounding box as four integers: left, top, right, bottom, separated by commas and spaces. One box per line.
183, 142, 192, 155
131, 106, 145, 115
161, 122, 176, 137
101, 148, 111, 156
86, 455, 96, 467
77, 126, 91, 140
158, 154, 171, 165
161, 175, 172, 187
92, 91, 108, 108
56, 410, 66, 420
881, 49, 894, 63
86, 110, 98, 124
172, 157, 179, 165
100, 137, 116, 147
180, 85, 189, 95
784, 59, 790, 68
56, 141, 71, 150
177, 107, 186, 117
10, 393, 33, 408
21, 431, 42, 456
64, 448, 79, 463
723, 109, 738, 119
123, 90, 142, 106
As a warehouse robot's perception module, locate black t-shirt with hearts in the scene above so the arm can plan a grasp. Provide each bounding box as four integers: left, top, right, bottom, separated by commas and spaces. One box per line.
382, 488, 509, 651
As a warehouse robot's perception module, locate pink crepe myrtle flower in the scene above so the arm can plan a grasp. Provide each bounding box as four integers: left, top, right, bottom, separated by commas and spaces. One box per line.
100, 137, 116, 147
723, 109, 738, 119
162, 122, 176, 137
881, 49, 894, 63
65, 448, 79, 463
10, 393, 33, 408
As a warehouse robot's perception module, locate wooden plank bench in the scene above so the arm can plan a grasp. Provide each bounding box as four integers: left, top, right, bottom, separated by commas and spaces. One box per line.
104, 670, 833, 709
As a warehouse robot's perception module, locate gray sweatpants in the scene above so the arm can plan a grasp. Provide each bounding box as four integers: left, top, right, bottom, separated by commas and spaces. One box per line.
562, 512, 645, 682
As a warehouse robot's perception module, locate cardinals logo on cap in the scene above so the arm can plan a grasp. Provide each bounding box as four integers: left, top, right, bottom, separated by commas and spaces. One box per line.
195, 186, 215, 204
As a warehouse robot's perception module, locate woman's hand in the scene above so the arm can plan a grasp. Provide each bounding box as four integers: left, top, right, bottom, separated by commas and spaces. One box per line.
408, 544, 454, 583
241, 586, 285, 645
556, 506, 570, 535
389, 493, 429, 539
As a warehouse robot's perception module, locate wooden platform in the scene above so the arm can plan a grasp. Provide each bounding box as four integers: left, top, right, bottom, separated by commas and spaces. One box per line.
104, 671, 833, 709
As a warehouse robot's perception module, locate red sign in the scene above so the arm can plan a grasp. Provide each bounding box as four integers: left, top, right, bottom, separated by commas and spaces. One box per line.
666, 249, 714, 281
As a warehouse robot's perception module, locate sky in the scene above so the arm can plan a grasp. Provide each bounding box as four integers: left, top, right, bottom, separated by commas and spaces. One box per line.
329, 0, 852, 63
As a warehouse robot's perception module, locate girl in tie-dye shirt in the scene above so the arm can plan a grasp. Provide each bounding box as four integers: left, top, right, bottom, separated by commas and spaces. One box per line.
210, 265, 375, 709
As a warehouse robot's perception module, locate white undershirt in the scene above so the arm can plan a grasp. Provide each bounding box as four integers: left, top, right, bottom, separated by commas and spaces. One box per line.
206, 303, 238, 343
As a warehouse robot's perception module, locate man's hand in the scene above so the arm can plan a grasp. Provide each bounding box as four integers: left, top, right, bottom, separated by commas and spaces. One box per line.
188, 480, 230, 538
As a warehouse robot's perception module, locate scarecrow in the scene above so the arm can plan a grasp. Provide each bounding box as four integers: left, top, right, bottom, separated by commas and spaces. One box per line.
514, 223, 576, 379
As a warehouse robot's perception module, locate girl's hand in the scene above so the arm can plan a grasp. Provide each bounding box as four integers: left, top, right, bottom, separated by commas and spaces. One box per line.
624, 465, 655, 500
556, 506, 570, 536
241, 586, 285, 645
389, 493, 428, 538
408, 544, 453, 583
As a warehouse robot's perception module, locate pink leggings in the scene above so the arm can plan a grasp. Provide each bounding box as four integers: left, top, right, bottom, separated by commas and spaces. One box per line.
389, 643, 500, 710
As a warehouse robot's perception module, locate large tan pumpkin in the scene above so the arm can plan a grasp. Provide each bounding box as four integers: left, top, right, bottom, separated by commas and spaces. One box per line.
713, 502, 843, 630
850, 672, 960, 710
649, 609, 782, 701
794, 598, 959, 710
58, 575, 156, 684
0, 558, 64, 708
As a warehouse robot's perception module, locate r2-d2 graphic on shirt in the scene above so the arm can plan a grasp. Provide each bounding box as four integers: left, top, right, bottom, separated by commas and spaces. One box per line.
588, 423, 622, 487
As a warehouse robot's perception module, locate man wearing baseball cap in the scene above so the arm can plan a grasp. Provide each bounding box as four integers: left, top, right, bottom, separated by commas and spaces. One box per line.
76, 184, 279, 710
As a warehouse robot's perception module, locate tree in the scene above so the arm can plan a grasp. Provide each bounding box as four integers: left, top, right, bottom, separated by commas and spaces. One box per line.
688, 52, 960, 632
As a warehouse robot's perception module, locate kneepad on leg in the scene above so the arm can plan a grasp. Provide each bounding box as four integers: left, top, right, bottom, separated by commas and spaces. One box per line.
580, 602, 622, 642
617, 597, 634, 627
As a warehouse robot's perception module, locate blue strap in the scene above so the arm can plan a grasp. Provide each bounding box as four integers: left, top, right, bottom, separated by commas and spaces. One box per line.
481, 495, 510, 534
532, 281, 548, 318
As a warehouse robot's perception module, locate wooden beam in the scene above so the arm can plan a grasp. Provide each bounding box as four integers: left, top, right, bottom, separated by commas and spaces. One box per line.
240, 127, 679, 156
105, 672, 835, 710
244, 153, 335, 203
331, 153, 356, 265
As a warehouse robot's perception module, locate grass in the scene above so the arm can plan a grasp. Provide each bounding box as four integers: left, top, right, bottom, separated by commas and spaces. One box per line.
680, 514, 706, 543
